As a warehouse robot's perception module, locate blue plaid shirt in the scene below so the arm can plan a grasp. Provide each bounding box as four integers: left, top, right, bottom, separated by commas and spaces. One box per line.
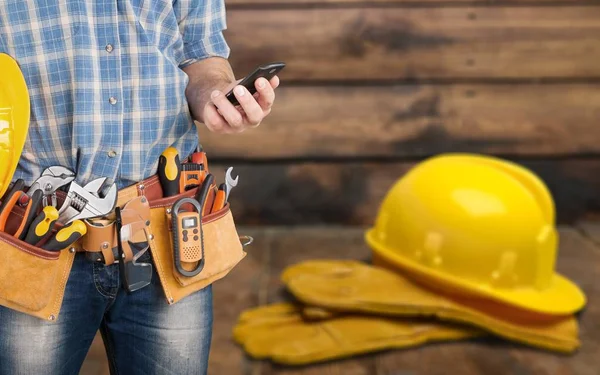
0, 0, 230, 189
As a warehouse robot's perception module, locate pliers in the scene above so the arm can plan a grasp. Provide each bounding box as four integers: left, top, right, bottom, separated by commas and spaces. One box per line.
0, 166, 76, 241
0, 179, 43, 239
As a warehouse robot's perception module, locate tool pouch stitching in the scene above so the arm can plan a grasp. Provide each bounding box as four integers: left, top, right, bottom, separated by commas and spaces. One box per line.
0, 209, 74, 320
145, 186, 246, 304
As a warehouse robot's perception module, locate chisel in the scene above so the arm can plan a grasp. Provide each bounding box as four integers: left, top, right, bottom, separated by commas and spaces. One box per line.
42, 219, 87, 251
24, 205, 59, 245
158, 147, 181, 197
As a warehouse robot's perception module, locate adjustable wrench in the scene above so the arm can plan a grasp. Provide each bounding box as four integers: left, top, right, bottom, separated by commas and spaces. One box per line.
28, 166, 76, 207
57, 177, 118, 225
225, 167, 238, 202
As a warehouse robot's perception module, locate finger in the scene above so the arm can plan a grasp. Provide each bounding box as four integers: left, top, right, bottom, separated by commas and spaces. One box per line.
255, 78, 275, 111
204, 103, 233, 133
210, 90, 245, 130
235, 85, 264, 125
269, 75, 280, 89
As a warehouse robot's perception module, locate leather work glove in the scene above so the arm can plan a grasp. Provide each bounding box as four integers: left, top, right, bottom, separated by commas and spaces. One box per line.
233, 302, 481, 365
280, 260, 580, 354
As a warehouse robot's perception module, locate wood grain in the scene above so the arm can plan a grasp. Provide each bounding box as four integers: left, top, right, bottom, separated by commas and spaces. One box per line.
238, 225, 600, 374
224, 6, 600, 80
199, 84, 600, 159
261, 227, 378, 375
207, 159, 600, 226
208, 227, 272, 375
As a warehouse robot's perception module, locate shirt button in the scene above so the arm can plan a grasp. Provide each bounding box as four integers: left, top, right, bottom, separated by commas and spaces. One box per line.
109, 97, 117, 105
105, 44, 114, 53
108, 150, 117, 158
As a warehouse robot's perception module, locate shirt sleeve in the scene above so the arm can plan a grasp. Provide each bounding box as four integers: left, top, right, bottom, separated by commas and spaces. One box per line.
173, 0, 231, 68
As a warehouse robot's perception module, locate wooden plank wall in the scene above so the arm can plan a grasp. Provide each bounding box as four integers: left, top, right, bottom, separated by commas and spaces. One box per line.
203, 0, 600, 226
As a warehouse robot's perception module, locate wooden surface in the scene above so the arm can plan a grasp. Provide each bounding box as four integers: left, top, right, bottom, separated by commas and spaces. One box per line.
210, 1, 600, 224
80, 221, 600, 374
224, 7, 600, 80
205, 159, 600, 225
198, 84, 600, 159
209, 221, 600, 374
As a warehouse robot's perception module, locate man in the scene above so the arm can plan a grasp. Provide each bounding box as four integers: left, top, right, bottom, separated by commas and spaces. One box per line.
0, 1, 278, 374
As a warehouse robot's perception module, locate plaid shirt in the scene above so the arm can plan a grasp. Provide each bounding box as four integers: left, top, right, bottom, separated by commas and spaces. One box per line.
0, 0, 230, 189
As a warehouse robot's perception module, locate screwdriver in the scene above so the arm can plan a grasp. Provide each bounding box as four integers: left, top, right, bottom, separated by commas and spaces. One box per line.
42, 219, 87, 251
158, 147, 181, 197
24, 205, 59, 245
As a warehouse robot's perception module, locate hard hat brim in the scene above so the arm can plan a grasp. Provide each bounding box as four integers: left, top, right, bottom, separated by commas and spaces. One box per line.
365, 229, 587, 316
0, 53, 30, 198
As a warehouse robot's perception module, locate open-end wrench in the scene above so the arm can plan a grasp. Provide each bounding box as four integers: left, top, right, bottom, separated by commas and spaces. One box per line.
57, 177, 118, 225
225, 167, 238, 202
28, 166, 76, 207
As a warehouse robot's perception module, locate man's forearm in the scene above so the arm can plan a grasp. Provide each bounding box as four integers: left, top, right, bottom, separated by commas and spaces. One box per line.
183, 57, 236, 123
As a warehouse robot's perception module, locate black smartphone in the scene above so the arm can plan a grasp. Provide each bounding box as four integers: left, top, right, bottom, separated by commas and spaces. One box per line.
226, 61, 286, 106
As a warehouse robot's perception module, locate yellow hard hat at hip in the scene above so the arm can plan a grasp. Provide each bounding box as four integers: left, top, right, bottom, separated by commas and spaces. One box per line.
0, 53, 30, 198
365, 153, 586, 315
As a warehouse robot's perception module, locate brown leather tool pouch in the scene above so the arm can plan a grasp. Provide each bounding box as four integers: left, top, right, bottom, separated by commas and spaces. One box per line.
0, 210, 75, 322
146, 186, 247, 304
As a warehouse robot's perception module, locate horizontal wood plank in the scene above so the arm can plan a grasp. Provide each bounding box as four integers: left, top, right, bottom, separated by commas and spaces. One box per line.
224, 7, 600, 80
207, 159, 600, 226
199, 84, 600, 159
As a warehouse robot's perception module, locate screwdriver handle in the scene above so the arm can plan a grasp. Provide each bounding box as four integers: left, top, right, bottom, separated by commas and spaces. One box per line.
42, 219, 87, 251
158, 147, 181, 197
24, 206, 59, 245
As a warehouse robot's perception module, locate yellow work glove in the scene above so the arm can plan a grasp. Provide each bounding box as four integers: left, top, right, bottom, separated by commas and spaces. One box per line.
233, 302, 481, 365
281, 260, 580, 354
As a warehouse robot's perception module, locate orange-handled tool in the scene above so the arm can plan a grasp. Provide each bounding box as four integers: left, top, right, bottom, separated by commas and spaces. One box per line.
0, 190, 26, 232
191, 145, 208, 172
211, 183, 227, 213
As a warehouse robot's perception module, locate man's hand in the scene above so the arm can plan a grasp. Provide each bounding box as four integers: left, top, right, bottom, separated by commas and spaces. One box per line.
204, 76, 279, 133
183, 57, 280, 134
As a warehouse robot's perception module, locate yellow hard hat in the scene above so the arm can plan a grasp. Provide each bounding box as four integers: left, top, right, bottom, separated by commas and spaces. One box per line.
0, 53, 30, 198
365, 153, 586, 316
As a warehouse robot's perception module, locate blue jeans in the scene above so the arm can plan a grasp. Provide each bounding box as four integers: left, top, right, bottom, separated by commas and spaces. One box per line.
0, 251, 213, 375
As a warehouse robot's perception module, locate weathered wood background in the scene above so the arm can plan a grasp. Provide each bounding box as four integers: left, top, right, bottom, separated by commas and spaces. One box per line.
200, 0, 600, 226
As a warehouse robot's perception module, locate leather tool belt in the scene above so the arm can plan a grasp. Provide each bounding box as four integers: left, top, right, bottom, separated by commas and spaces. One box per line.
0, 172, 248, 322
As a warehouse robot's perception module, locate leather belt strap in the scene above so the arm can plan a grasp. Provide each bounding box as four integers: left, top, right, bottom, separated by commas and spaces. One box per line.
76, 174, 165, 264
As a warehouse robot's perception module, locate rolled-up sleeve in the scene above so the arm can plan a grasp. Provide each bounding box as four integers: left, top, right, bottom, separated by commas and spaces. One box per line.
174, 0, 231, 68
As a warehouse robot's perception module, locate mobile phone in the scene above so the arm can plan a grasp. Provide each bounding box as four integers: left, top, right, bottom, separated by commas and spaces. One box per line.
226, 61, 286, 106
